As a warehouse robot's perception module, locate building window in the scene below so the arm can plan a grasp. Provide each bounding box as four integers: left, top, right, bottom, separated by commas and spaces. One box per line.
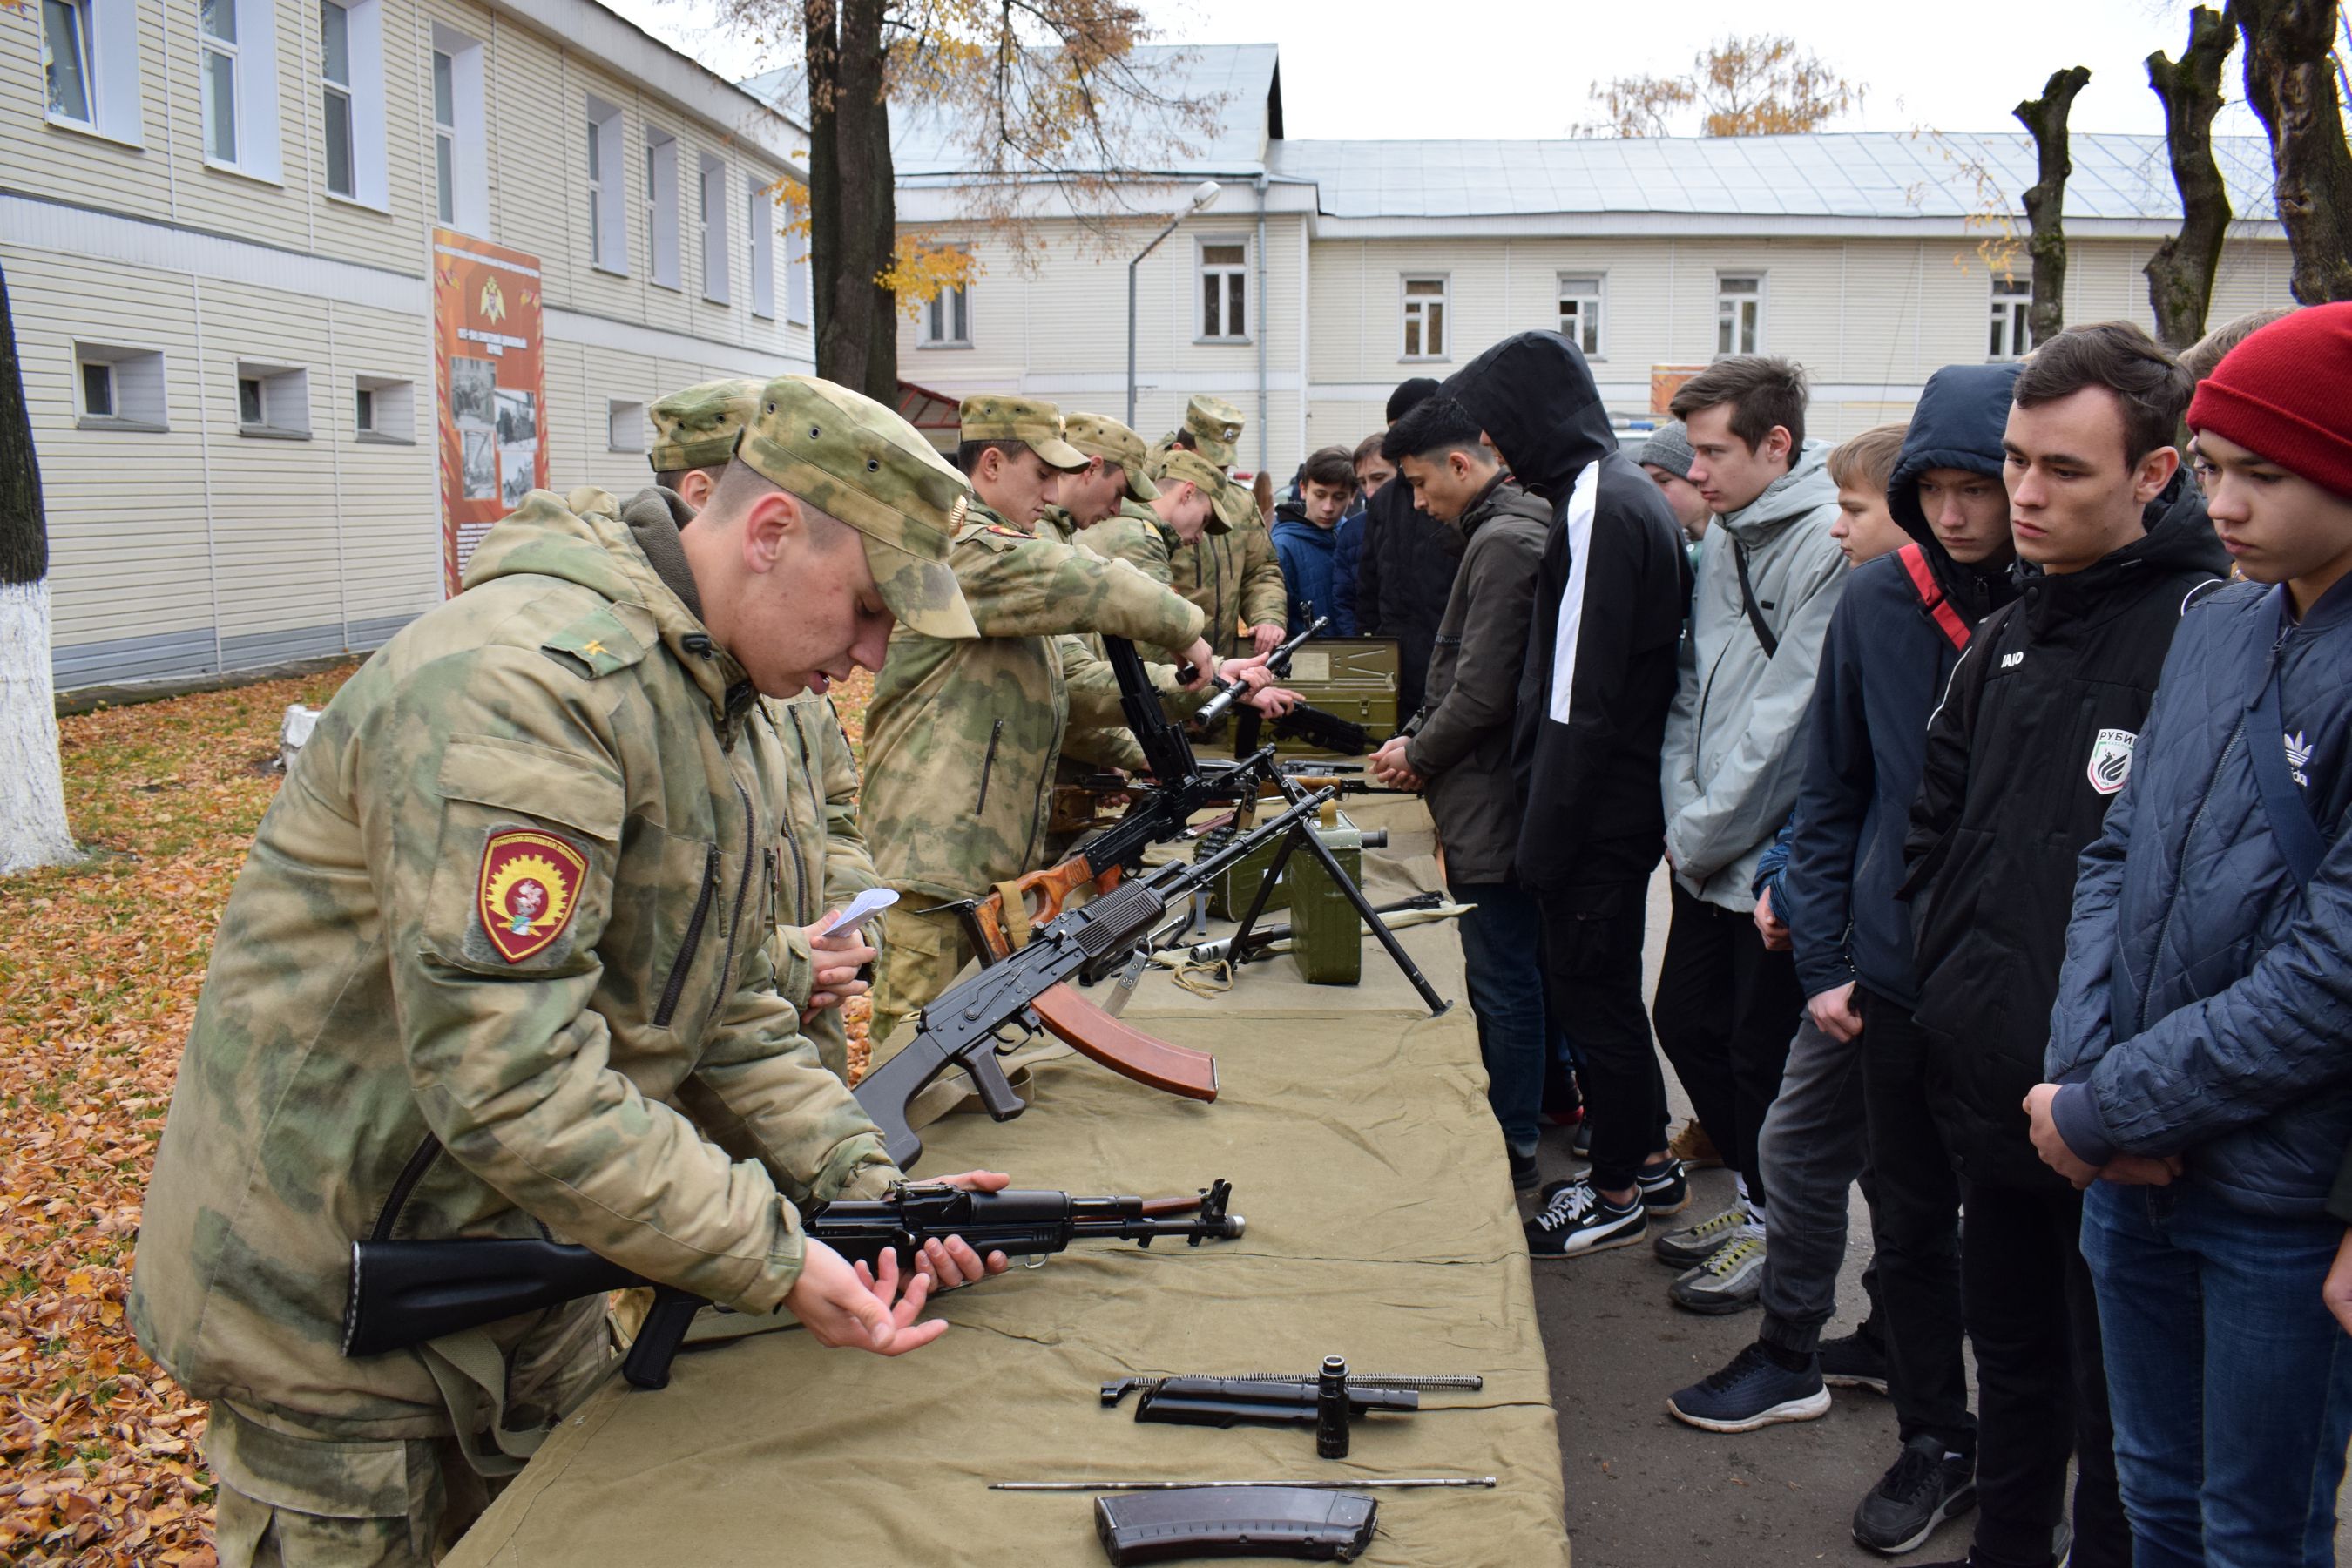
42, 0, 141, 143
1990, 276, 2032, 360
1558, 274, 1604, 357
75, 343, 166, 429
921, 281, 969, 348
1717, 274, 1763, 355
1402, 275, 1448, 361
608, 399, 646, 453
784, 220, 811, 326
645, 130, 680, 289
200, 0, 239, 164
699, 152, 729, 305
43, 0, 93, 123
429, 26, 484, 233
1199, 240, 1247, 341
747, 185, 774, 319
320, 1, 353, 197
236, 362, 310, 437
585, 98, 625, 272
354, 375, 413, 442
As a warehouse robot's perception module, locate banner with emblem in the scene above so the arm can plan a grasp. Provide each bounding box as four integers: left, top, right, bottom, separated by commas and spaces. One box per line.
433, 228, 549, 596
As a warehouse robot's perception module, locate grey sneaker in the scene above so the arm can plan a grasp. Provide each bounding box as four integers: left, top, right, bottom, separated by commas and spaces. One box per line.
1668, 1233, 1767, 1314
1652, 1203, 1747, 1268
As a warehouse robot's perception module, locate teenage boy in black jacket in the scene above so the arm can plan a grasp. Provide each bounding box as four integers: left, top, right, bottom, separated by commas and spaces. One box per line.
1901, 323, 2227, 1568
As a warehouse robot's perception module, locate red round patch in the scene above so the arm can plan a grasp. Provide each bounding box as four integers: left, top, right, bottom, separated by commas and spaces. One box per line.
477, 828, 589, 963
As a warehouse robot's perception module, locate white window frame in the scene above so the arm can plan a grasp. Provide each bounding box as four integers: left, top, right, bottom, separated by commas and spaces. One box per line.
74, 342, 166, 430
354, 373, 414, 443
429, 25, 486, 235
747, 183, 774, 320
645, 129, 680, 290
784, 220, 812, 327
44, 0, 145, 145
235, 360, 311, 439
1990, 275, 2032, 361
1557, 274, 1605, 359
42, 0, 96, 127
1196, 237, 1248, 343
698, 152, 729, 305
1716, 273, 1765, 357
1400, 274, 1449, 362
607, 398, 647, 453
199, 0, 279, 179
919, 277, 970, 348
318, 0, 384, 207
585, 98, 625, 274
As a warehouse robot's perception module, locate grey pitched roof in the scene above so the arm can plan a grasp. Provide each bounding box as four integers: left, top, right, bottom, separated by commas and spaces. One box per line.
1267, 132, 2280, 223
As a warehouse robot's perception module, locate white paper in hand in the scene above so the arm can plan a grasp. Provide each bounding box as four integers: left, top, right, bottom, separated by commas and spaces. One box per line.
833, 887, 899, 936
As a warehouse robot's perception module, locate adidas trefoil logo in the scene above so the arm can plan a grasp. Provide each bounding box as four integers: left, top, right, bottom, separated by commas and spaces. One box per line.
2286, 729, 2312, 789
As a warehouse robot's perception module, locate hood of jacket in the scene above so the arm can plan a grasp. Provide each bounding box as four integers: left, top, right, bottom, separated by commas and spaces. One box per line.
1718, 440, 1840, 544
1889, 362, 2024, 626
2010, 471, 2229, 636
1271, 510, 1339, 555
1444, 331, 1619, 503
1458, 471, 1557, 541
463, 485, 755, 731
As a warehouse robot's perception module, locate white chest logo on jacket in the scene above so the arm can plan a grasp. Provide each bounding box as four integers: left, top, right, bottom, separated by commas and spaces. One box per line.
2087, 728, 2139, 795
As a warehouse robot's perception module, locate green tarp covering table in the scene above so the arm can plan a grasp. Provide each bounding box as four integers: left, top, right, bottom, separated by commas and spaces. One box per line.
449, 801, 1572, 1567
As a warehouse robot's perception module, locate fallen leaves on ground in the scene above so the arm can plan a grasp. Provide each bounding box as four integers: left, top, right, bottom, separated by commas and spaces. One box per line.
2, 666, 357, 1565
3, 664, 883, 1560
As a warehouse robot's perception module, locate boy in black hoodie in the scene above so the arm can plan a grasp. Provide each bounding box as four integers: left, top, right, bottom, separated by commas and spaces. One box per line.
1903, 323, 2227, 1568
1443, 332, 1696, 1254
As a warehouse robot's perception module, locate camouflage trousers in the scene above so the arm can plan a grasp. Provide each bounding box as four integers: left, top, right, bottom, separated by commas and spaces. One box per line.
866, 901, 974, 1051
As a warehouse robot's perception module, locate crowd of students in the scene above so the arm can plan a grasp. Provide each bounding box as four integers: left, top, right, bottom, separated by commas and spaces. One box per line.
1287, 304, 2352, 1566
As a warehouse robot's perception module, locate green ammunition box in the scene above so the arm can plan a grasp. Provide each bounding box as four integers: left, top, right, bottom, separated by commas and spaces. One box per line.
1274, 639, 1400, 755
1192, 809, 1366, 985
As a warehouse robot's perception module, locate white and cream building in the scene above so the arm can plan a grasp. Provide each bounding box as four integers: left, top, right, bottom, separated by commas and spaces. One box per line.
8, 0, 815, 689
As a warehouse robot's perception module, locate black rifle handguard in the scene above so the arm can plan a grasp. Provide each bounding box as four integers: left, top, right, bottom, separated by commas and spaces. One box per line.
1093, 1486, 1378, 1565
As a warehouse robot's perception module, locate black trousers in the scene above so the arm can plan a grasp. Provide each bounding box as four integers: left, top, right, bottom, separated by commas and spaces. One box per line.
1856, 988, 1976, 1456
1650, 881, 1805, 1211
1536, 881, 1666, 1193
1962, 1179, 2128, 1568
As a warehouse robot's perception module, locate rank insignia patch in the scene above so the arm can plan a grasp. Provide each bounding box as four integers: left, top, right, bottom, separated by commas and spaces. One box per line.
478, 828, 587, 963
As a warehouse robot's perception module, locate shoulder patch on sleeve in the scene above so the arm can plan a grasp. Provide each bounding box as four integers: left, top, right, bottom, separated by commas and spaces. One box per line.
542, 607, 649, 679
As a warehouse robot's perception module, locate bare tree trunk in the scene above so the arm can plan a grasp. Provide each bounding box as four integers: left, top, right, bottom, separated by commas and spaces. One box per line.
2015, 66, 2093, 348
806, 0, 900, 404
2238, 0, 2352, 303
2146, 8, 2239, 348
0, 260, 77, 875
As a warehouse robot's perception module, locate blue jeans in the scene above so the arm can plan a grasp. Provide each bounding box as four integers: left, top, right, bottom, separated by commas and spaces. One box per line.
2080, 1179, 2352, 1567
1449, 880, 1547, 1158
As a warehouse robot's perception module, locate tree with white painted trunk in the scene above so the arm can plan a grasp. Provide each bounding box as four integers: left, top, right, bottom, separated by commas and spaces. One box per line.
0, 260, 78, 875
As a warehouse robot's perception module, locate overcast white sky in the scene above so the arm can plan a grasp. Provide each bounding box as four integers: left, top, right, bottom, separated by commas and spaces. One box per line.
607, 0, 2273, 140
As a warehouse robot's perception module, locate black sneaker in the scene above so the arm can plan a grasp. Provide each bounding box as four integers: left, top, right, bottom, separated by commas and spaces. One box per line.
1852, 1433, 1977, 1555
1524, 1179, 1646, 1259
1666, 1341, 1829, 1433
1821, 1328, 1890, 1396
1634, 1158, 1689, 1215
1507, 1147, 1540, 1193
1570, 1118, 1593, 1159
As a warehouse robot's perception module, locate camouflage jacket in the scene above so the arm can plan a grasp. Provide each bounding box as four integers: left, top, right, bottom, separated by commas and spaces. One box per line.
1169, 493, 1287, 657
1085, 500, 1179, 587
768, 691, 882, 1079
129, 489, 896, 1439
862, 504, 1204, 901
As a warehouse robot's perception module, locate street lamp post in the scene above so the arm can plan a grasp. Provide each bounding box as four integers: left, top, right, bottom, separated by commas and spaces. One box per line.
1126, 179, 1222, 429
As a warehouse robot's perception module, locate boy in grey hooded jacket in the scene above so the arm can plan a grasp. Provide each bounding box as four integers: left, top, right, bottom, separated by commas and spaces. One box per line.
1648, 356, 1848, 1310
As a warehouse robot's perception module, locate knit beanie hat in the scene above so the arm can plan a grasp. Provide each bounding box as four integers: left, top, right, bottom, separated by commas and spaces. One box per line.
1638, 422, 1697, 482
1386, 377, 1442, 424
2186, 303, 2352, 499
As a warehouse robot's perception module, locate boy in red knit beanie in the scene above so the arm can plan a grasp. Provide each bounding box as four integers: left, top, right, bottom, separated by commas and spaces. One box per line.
2032, 302, 2352, 1565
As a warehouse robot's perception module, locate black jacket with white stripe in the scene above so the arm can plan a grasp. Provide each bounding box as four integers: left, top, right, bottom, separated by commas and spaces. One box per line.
1448, 332, 1693, 899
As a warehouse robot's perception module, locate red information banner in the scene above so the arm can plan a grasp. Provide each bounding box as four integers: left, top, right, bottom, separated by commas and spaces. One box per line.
433, 228, 549, 596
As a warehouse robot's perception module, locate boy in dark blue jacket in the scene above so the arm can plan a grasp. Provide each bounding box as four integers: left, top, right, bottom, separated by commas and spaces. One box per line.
2038, 304, 2352, 1565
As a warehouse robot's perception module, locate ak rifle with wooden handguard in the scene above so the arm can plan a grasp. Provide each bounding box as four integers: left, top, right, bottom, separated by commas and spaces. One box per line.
341, 1180, 1245, 1392
857, 787, 1335, 1166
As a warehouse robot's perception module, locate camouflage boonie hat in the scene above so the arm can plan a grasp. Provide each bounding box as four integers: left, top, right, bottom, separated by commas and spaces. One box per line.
959, 395, 1088, 470
1064, 411, 1159, 504
1148, 447, 1238, 534
1184, 394, 1247, 470
738, 376, 980, 639
649, 377, 762, 474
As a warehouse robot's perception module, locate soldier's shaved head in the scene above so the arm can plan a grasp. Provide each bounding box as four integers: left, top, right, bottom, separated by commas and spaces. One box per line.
687, 458, 889, 699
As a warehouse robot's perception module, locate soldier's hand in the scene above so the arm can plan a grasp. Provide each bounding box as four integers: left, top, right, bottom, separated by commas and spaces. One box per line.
905, 1169, 1013, 1289
1178, 639, 1220, 690
786, 1240, 946, 1355
803, 910, 879, 1013
1245, 685, 1302, 717
1251, 622, 1284, 656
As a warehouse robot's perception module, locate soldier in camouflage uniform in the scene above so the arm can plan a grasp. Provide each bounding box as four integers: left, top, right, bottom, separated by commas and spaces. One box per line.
645, 379, 883, 1080
1040, 411, 1159, 551
1152, 395, 1288, 659
130, 378, 1012, 1566
1089, 446, 1243, 587
860, 395, 1224, 1047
